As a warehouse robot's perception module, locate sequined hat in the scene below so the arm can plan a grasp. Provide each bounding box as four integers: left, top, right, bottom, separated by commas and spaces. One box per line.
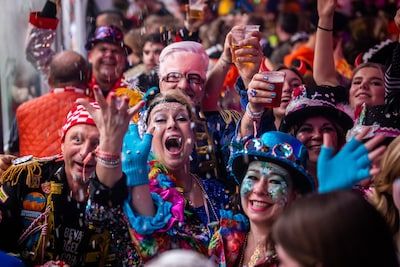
229, 131, 315, 194
85, 25, 132, 55
347, 104, 400, 141
280, 85, 354, 133
61, 102, 99, 141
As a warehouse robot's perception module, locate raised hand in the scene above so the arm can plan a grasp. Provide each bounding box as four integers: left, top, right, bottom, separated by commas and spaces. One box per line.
77, 86, 144, 154
318, 0, 337, 18
317, 128, 386, 193
122, 124, 154, 187
230, 25, 263, 87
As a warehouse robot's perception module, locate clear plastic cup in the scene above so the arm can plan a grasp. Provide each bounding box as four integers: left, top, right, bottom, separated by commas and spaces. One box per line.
188, 0, 205, 20
231, 25, 260, 63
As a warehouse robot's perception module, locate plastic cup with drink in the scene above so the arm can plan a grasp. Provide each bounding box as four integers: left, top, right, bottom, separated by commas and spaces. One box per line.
188, 0, 205, 20
261, 71, 286, 108
230, 25, 260, 63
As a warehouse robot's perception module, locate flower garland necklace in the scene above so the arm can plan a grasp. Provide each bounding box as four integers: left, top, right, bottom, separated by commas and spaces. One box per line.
148, 161, 219, 230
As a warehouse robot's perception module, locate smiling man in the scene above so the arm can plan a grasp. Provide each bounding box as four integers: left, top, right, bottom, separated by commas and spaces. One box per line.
26, 2, 131, 98
86, 25, 132, 96
0, 99, 140, 266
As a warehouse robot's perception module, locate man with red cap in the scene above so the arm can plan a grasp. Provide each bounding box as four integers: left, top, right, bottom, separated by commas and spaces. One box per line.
0, 89, 142, 266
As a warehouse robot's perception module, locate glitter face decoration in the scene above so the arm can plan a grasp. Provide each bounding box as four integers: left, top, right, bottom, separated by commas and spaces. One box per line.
241, 161, 290, 203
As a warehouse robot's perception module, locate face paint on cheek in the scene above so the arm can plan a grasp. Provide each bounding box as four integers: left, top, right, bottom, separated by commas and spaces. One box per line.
267, 181, 288, 204
240, 178, 255, 197
260, 162, 273, 177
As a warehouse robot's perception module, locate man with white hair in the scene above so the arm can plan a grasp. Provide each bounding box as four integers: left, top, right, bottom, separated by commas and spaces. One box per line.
157, 41, 241, 189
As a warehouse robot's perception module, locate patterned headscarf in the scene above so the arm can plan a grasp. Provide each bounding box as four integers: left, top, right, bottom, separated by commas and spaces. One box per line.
61, 103, 99, 141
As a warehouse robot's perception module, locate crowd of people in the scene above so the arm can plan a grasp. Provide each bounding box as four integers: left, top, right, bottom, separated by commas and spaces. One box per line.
1, 0, 400, 266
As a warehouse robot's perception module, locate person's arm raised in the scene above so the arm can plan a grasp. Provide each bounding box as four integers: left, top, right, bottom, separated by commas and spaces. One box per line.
77, 86, 144, 189
314, 0, 339, 86
122, 124, 155, 217
203, 28, 233, 111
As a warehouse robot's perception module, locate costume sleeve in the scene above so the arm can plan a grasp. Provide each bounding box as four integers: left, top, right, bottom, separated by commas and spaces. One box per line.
123, 192, 188, 261
122, 171, 209, 262
25, 10, 59, 79
234, 77, 249, 111
208, 210, 248, 267
88, 173, 128, 207
0, 183, 23, 252
384, 42, 400, 111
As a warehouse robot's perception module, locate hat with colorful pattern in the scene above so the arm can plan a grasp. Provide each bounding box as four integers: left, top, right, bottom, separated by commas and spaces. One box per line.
280, 85, 354, 133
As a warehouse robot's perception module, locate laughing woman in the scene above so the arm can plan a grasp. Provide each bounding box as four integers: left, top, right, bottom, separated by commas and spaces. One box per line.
208, 131, 315, 267
122, 91, 229, 262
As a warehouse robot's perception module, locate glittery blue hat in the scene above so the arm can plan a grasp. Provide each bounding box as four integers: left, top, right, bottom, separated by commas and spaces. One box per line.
229, 131, 315, 194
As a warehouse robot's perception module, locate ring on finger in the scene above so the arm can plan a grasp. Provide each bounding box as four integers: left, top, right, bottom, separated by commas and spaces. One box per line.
267, 84, 275, 91
249, 89, 257, 97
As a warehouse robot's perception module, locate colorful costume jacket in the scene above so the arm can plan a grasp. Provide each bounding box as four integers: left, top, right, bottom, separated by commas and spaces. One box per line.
0, 156, 139, 266
123, 161, 229, 263
209, 211, 279, 267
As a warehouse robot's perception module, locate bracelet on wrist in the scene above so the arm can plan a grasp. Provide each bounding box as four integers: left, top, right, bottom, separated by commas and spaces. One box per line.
95, 148, 121, 168
245, 103, 264, 120
96, 157, 121, 168
317, 25, 333, 32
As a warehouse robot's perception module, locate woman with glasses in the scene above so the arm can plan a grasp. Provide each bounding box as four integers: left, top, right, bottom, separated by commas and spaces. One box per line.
122, 90, 229, 263
209, 131, 315, 267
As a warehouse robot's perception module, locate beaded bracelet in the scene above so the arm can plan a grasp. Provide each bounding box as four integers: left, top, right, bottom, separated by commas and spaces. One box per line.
317, 25, 333, 32
96, 157, 121, 168
245, 103, 264, 120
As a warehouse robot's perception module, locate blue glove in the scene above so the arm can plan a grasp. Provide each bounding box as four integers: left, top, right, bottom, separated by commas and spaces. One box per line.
122, 124, 153, 187
317, 138, 371, 193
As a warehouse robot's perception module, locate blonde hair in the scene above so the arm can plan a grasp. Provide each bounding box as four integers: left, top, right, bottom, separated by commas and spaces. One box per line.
369, 136, 400, 234
138, 90, 197, 136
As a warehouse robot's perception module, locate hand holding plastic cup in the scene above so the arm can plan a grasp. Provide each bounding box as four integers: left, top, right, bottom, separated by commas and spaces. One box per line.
261, 71, 286, 108
231, 25, 260, 63
188, 0, 205, 20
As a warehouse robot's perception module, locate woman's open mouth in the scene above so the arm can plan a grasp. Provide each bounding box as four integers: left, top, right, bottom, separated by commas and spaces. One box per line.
165, 136, 183, 155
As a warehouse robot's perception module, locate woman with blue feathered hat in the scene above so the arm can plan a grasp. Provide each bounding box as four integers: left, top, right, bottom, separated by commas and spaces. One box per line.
209, 131, 315, 267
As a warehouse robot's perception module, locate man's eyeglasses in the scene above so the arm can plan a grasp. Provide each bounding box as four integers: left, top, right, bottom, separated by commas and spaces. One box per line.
162, 72, 204, 85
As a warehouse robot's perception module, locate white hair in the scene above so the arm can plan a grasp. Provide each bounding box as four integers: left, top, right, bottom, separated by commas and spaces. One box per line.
159, 41, 209, 79
145, 250, 215, 267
